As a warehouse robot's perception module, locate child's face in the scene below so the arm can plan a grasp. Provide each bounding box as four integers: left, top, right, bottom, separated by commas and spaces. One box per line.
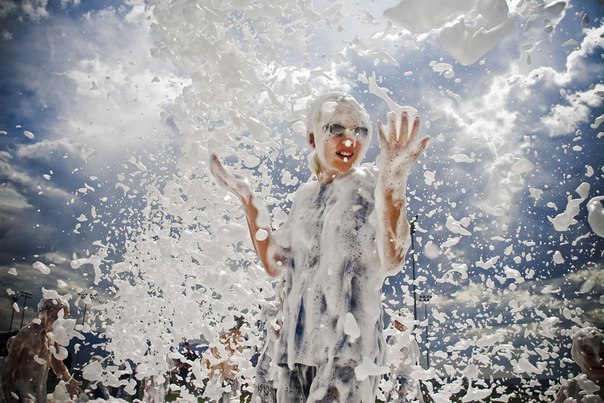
314, 102, 369, 175
577, 336, 604, 381
40, 305, 68, 324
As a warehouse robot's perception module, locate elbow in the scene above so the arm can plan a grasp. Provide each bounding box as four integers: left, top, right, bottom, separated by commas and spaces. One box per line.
265, 256, 284, 278
265, 243, 286, 278
382, 237, 411, 275
266, 265, 282, 278
383, 255, 405, 275
399, 237, 411, 258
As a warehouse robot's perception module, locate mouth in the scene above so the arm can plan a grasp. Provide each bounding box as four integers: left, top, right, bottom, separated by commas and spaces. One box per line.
336, 151, 353, 161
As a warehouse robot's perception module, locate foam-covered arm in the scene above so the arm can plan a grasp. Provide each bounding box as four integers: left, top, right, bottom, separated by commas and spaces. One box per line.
209, 154, 283, 277
51, 352, 82, 396
375, 112, 430, 274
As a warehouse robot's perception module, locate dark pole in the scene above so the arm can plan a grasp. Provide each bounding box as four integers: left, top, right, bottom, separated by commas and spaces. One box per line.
19, 291, 33, 329
79, 292, 93, 326
7, 295, 18, 333
410, 216, 418, 324
418, 292, 433, 368
425, 302, 430, 368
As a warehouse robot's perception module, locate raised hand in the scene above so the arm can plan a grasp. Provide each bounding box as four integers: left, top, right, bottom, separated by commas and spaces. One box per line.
375, 111, 430, 273
209, 153, 253, 202
377, 111, 430, 190
66, 378, 82, 398
209, 153, 282, 277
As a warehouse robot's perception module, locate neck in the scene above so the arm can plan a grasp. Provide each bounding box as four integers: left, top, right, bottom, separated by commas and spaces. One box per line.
39, 314, 55, 332
318, 168, 353, 184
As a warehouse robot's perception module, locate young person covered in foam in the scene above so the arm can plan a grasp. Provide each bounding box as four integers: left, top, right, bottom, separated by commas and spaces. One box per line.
210, 91, 430, 402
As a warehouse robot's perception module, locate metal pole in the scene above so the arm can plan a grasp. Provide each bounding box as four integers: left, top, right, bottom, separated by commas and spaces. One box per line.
410, 216, 418, 324
7, 295, 18, 333
425, 302, 430, 368
19, 291, 32, 329
418, 293, 432, 368
81, 304, 87, 326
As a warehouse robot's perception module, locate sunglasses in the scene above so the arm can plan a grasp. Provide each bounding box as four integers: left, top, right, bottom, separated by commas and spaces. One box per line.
324, 123, 368, 137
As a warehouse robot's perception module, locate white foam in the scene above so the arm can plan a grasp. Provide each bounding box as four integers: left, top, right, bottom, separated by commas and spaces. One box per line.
344, 312, 361, 342
587, 196, 604, 237
33, 261, 50, 274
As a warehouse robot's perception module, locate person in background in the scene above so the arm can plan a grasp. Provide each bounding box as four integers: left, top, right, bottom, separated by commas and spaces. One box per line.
555, 327, 604, 402
384, 316, 421, 403
253, 301, 281, 403
1, 297, 81, 402
203, 317, 248, 402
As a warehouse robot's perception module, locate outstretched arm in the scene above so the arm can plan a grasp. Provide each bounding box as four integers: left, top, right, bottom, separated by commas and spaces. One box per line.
375, 111, 430, 274
209, 154, 282, 277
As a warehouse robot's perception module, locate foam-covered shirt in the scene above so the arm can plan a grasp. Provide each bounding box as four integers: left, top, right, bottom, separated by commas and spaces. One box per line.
273, 165, 386, 369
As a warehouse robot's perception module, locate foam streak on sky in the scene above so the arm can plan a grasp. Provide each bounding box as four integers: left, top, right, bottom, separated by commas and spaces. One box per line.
0, 0, 602, 401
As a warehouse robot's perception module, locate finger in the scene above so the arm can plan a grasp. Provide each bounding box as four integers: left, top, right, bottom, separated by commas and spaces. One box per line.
411, 136, 431, 162
209, 155, 234, 190
209, 154, 227, 177
408, 115, 420, 146
387, 111, 397, 142
377, 120, 388, 147
399, 111, 409, 145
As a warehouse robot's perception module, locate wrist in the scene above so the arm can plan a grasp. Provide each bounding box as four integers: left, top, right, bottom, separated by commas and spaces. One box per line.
379, 175, 408, 192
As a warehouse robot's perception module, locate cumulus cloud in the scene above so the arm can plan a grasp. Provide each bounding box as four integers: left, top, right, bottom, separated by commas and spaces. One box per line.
0, 0, 48, 21
0, 183, 32, 210
541, 84, 604, 137
2, 8, 184, 171
15, 138, 82, 161
0, 150, 73, 203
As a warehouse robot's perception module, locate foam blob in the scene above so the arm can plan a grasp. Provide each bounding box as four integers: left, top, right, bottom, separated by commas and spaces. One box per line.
384, 0, 473, 34
587, 196, 604, 237
33, 261, 50, 274
439, 17, 514, 65
345, 312, 361, 342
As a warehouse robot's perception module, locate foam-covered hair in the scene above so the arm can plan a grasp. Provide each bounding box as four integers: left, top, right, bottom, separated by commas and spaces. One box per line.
305, 91, 372, 178
37, 297, 69, 315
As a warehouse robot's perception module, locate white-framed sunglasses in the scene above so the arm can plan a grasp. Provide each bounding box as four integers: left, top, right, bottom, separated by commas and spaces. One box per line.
324, 123, 368, 137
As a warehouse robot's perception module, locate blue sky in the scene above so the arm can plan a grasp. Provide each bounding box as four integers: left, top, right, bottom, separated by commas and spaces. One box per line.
0, 0, 603, 398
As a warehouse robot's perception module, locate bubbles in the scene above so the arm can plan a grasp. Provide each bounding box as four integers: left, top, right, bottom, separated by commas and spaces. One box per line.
587, 196, 604, 237
33, 261, 50, 274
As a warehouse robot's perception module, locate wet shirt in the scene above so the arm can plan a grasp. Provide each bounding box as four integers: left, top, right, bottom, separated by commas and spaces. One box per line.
274, 165, 386, 369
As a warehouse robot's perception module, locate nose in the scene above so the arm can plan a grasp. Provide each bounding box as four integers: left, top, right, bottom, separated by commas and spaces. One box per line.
342, 133, 360, 149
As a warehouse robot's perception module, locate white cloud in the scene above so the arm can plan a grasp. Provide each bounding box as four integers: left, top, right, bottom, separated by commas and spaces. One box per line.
0, 183, 32, 210
54, 55, 183, 157
0, 150, 73, 203
1, 5, 186, 200
15, 138, 81, 161
0, 0, 49, 21
540, 84, 604, 137
0, 1, 18, 19
21, 0, 49, 20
